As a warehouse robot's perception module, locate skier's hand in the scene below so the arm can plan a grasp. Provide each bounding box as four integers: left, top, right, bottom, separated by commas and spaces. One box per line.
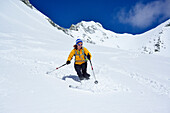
66, 60, 71, 65
87, 54, 91, 60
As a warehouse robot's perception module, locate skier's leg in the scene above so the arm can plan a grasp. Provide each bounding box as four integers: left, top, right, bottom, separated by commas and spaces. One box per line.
82, 62, 90, 79
74, 64, 84, 80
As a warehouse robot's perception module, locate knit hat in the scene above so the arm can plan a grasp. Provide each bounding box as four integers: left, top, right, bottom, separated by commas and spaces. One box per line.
76, 39, 83, 45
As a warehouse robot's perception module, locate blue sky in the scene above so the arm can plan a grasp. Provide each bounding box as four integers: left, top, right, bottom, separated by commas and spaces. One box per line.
29, 0, 170, 34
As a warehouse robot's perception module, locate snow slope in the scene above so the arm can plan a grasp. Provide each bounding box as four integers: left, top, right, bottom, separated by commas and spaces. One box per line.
0, 0, 170, 113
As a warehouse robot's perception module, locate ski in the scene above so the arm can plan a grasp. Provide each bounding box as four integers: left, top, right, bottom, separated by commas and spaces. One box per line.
68, 79, 98, 92
69, 84, 81, 89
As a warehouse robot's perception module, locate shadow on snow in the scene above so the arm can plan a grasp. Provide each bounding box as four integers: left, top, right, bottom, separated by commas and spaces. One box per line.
62, 75, 81, 82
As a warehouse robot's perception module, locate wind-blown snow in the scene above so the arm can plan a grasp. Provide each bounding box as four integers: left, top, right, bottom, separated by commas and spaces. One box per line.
0, 0, 170, 113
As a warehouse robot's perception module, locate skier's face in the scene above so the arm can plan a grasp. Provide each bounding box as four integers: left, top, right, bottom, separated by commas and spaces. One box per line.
77, 42, 82, 50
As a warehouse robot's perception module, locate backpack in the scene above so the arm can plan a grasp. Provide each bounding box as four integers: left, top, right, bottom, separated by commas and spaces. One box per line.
74, 47, 88, 62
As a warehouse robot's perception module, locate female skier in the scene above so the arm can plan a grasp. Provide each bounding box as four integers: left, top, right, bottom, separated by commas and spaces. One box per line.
66, 39, 92, 81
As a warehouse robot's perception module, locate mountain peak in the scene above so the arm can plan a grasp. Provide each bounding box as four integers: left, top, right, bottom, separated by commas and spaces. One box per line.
69, 21, 103, 31
78, 21, 103, 28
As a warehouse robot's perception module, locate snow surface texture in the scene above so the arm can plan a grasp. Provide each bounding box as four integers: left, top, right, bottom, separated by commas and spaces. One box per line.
0, 0, 170, 113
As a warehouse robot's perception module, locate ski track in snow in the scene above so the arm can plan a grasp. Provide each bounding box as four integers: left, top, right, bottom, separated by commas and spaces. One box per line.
92, 64, 130, 93
54, 60, 170, 96
46, 62, 131, 93
106, 65, 170, 98
94, 51, 170, 97
129, 72, 170, 97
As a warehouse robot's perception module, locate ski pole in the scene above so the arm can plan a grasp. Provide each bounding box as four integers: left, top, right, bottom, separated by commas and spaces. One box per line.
56, 63, 67, 70
46, 69, 56, 74
89, 60, 98, 84
46, 63, 66, 74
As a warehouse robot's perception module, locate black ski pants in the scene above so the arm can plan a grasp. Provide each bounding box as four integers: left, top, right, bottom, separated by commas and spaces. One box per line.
74, 62, 90, 80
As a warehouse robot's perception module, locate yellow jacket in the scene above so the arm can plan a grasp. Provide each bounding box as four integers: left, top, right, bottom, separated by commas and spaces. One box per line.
67, 47, 92, 65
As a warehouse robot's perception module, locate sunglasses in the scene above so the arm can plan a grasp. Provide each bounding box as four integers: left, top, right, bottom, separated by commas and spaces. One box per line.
77, 44, 83, 46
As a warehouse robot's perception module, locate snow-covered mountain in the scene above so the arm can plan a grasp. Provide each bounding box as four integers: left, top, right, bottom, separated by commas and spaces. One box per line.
64, 20, 170, 55
0, 0, 170, 113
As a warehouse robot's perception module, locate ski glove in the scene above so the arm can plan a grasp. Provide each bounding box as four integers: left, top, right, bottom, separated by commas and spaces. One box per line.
87, 54, 91, 60
66, 60, 71, 65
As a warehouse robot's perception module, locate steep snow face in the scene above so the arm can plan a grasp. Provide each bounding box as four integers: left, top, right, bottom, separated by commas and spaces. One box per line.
65, 20, 170, 56
0, 0, 73, 50
139, 20, 170, 56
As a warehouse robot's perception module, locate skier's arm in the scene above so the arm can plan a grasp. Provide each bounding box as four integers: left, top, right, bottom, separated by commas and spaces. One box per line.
67, 49, 75, 62
84, 47, 92, 60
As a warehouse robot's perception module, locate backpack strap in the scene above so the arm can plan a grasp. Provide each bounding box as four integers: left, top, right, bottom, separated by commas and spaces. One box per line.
82, 47, 88, 60
74, 47, 88, 62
